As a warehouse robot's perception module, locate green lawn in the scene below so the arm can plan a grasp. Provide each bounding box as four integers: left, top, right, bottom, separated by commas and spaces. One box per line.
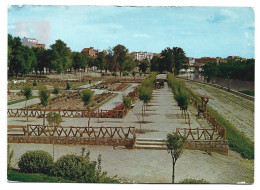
7, 169, 75, 183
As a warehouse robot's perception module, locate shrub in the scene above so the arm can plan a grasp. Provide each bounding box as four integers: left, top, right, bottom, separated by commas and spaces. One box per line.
112, 72, 118, 77
132, 71, 136, 78
101, 72, 105, 76
81, 89, 94, 106
138, 86, 152, 104
52, 149, 119, 183
66, 81, 71, 90
53, 154, 96, 182
123, 96, 132, 109
18, 151, 53, 174
122, 71, 128, 76
33, 82, 37, 86
53, 85, 60, 94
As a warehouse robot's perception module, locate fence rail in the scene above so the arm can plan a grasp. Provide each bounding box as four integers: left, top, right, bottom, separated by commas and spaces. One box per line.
7, 108, 128, 118
176, 127, 225, 141
8, 125, 136, 147
190, 96, 226, 140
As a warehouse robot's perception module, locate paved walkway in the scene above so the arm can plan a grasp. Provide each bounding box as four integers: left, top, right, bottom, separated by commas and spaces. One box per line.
98, 83, 139, 110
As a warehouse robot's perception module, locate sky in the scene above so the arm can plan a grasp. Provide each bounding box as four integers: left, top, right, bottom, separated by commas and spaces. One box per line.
8, 6, 255, 58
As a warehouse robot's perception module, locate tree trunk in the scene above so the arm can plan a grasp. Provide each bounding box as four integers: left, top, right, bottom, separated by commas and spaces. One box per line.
172, 159, 175, 183
25, 100, 28, 122
43, 107, 46, 126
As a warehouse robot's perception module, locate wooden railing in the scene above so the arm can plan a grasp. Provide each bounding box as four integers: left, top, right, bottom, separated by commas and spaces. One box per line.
190, 96, 226, 138
7, 108, 128, 118
176, 127, 226, 141
8, 125, 136, 146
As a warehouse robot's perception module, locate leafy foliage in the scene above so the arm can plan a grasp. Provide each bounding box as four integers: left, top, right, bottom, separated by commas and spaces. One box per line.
52, 148, 119, 183
18, 151, 53, 174
123, 95, 132, 109
81, 89, 94, 106
38, 86, 50, 107
138, 59, 150, 73
23, 86, 32, 101
53, 85, 60, 94
46, 112, 62, 127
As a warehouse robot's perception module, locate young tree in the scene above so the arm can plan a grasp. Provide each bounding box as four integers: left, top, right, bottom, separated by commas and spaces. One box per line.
38, 87, 50, 126
138, 86, 152, 121
81, 89, 94, 127
132, 71, 136, 79
123, 95, 132, 109
166, 132, 187, 183
23, 86, 32, 122
53, 85, 60, 95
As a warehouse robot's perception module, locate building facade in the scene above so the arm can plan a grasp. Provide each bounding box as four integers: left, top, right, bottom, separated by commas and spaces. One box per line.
22, 37, 45, 48
81, 47, 98, 58
133, 52, 153, 61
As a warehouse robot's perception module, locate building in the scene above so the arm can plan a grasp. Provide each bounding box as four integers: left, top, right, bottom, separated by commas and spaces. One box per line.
22, 37, 45, 48
132, 51, 153, 61
81, 47, 98, 58
227, 56, 246, 62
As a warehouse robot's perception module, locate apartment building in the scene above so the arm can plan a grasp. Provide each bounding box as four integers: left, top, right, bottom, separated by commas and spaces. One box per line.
22, 37, 45, 48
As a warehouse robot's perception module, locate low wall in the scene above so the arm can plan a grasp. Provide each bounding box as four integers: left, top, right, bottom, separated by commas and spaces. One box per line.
8, 136, 134, 148
185, 140, 229, 155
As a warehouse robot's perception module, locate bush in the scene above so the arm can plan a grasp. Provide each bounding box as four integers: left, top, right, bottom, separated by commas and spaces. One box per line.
81, 89, 94, 106
33, 82, 37, 86
46, 112, 62, 127
132, 71, 136, 78
18, 151, 53, 174
123, 96, 132, 109
53, 154, 96, 182
179, 178, 209, 184
112, 72, 118, 77
53, 85, 60, 94
66, 81, 71, 90
52, 149, 119, 183
101, 72, 105, 76
122, 71, 128, 76
138, 86, 152, 104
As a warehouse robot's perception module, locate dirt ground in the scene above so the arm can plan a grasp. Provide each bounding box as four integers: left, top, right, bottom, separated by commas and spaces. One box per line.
184, 80, 254, 142
7, 78, 254, 183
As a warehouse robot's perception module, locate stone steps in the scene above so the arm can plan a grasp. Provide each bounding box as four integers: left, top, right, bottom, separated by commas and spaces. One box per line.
134, 138, 167, 150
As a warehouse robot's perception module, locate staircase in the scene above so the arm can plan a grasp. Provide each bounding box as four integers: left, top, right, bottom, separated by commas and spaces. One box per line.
134, 138, 167, 150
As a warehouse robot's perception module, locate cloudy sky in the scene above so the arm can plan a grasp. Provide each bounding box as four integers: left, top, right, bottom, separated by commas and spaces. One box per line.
8, 6, 255, 58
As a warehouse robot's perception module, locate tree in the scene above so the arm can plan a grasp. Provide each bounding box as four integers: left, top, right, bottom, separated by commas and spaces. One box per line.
150, 56, 162, 72
138, 59, 150, 73
172, 47, 187, 75
53, 85, 60, 95
81, 89, 94, 127
71, 52, 85, 72
161, 47, 174, 73
32, 47, 46, 75
46, 112, 62, 128
166, 132, 187, 183
201, 62, 218, 83
49, 40, 71, 74
23, 86, 32, 122
112, 44, 128, 76
38, 86, 50, 126
96, 52, 107, 72
123, 56, 135, 72
138, 86, 152, 121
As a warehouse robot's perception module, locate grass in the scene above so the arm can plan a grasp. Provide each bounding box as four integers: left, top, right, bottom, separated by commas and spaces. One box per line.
239, 90, 254, 96
7, 169, 74, 183
186, 87, 254, 160
8, 96, 38, 105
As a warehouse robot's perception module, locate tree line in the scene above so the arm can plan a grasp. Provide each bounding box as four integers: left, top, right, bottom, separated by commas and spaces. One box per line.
8, 34, 141, 77
200, 59, 255, 83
